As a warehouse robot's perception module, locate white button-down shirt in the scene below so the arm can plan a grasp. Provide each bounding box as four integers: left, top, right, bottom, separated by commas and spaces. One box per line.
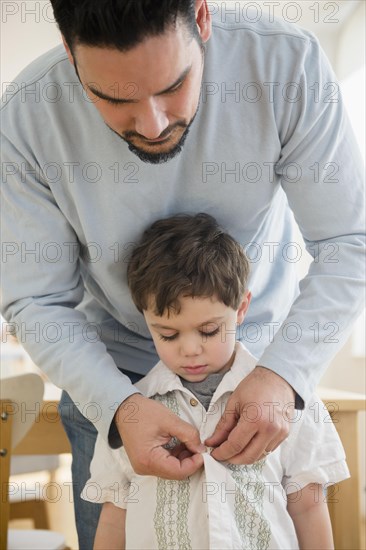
82, 343, 349, 549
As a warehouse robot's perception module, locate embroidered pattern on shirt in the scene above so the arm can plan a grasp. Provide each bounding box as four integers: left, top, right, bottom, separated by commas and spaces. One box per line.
152, 392, 192, 549
228, 460, 271, 550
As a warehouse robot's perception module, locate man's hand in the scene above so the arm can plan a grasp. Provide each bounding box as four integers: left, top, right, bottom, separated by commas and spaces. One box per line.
115, 393, 205, 479
205, 366, 295, 464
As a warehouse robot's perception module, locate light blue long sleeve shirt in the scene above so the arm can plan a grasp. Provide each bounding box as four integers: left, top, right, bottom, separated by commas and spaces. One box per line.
1, 13, 364, 441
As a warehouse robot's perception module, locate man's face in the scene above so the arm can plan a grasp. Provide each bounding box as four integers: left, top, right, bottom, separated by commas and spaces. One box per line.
67, 20, 210, 163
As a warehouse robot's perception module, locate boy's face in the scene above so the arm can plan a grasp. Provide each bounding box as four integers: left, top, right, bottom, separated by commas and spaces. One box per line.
144, 293, 251, 382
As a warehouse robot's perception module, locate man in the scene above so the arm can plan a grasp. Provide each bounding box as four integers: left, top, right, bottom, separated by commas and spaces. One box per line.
1, 1, 364, 547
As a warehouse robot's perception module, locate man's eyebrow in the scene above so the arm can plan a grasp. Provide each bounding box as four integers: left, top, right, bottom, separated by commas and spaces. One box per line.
86, 65, 192, 104
155, 66, 192, 96
86, 85, 139, 104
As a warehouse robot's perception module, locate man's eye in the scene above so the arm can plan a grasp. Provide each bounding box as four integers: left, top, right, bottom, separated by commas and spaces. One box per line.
200, 327, 220, 338
166, 81, 184, 95
159, 334, 178, 342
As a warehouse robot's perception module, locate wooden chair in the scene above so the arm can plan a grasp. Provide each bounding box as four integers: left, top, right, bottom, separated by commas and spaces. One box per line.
9, 454, 60, 529
318, 387, 366, 550
0, 373, 71, 550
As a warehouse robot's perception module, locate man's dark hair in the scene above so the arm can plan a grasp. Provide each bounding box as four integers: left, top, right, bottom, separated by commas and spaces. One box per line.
127, 213, 250, 316
50, 0, 198, 52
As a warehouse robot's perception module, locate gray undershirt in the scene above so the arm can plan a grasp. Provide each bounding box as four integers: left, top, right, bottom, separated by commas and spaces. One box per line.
180, 371, 227, 410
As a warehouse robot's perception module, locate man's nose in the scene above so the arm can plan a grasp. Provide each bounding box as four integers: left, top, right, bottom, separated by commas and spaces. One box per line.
134, 98, 169, 140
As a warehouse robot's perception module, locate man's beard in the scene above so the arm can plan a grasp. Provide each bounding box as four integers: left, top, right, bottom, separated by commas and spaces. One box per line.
108, 109, 198, 164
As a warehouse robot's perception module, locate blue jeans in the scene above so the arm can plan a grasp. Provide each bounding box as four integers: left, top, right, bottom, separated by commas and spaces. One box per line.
59, 370, 144, 550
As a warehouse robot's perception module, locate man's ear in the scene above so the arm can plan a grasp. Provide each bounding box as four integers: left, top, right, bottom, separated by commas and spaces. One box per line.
236, 291, 252, 325
195, 0, 212, 43
62, 35, 75, 65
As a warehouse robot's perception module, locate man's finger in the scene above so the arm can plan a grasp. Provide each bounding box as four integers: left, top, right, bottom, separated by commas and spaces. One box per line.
204, 397, 240, 447
148, 446, 204, 480
223, 433, 280, 465
169, 442, 188, 458
209, 423, 257, 462
211, 416, 290, 463
171, 417, 206, 454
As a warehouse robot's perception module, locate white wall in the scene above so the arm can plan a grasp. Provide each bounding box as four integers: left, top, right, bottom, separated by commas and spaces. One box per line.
337, 0, 366, 80
1, 1, 61, 85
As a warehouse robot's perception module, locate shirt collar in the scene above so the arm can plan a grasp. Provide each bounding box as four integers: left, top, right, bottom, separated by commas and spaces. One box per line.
135, 342, 257, 401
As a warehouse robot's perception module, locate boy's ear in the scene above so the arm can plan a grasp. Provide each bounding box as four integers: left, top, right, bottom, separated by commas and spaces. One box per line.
236, 291, 252, 325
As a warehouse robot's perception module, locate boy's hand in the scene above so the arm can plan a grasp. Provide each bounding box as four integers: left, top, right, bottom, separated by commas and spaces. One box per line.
205, 366, 295, 464
115, 393, 205, 479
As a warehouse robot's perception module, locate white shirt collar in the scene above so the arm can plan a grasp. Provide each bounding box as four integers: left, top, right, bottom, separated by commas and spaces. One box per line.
135, 342, 257, 401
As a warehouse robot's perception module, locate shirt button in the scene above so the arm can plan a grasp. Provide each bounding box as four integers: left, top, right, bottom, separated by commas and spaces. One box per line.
190, 398, 198, 407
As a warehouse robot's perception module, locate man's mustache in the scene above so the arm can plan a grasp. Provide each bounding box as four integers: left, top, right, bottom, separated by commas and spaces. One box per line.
123, 121, 188, 142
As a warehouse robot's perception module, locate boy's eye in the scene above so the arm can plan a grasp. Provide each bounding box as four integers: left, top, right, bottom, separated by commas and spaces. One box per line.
159, 333, 178, 342
104, 97, 124, 106
200, 327, 220, 338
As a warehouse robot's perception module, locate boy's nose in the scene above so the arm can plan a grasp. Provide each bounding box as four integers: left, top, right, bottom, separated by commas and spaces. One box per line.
180, 335, 203, 357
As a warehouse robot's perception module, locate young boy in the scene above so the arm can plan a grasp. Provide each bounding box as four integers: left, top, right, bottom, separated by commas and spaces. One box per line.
82, 213, 349, 550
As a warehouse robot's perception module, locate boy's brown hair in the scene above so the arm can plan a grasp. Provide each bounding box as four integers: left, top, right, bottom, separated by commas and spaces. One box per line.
127, 213, 250, 315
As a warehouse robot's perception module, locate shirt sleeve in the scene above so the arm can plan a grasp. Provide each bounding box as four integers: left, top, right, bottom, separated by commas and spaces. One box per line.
81, 436, 133, 509
258, 34, 365, 403
0, 126, 139, 442
281, 394, 350, 493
